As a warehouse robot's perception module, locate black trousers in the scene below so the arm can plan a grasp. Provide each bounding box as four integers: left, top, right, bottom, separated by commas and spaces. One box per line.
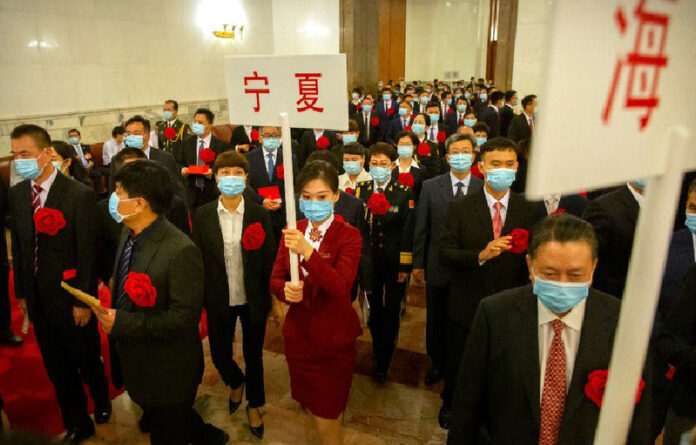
425, 283, 449, 369
367, 265, 407, 373
0, 263, 10, 336
441, 319, 469, 409
143, 399, 206, 445
208, 304, 266, 408
32, 314, 109, 430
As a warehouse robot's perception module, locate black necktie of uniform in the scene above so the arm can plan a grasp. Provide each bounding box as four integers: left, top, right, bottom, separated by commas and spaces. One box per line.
455, 182, 464, 198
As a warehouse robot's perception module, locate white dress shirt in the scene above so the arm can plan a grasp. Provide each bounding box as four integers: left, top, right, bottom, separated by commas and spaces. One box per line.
339, 169, 372, 192
149, 130, 159, 148
373, 178, 391, 192
197, 133, 212, 151
483, 187, 510, 226
72, 144, 89, 168
31, 167, 58, 206
627, 183, 644, 207
301, 215, 333, 277
543, 193, 561, 215
397, 159, 419, 174
313, 130, 324, 140
244, 124, 252, 141
450, 171, 472, 196
102, 138, 125, 165
262, 147, 277, 167
217, 198, 247, 306
537, 298, 587, 399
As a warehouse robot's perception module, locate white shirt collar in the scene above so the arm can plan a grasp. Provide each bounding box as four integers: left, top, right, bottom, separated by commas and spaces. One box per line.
450, 171, 472, 188
167, 118, 177, 126
262, 147, 277, 159
524, 111, 534, 120
506, 103, 514, 109
143, 146, 151, 158
305, 214, 334, 237
31, 166, 58, 192
217, 196, 245, 216
491, 105, 499, 112
314, 130, 324, 140
483, 186, 510, 210
543, 193, 561, 203
374, 178, 391, 191
339, 169, 371, 188
197, 132, 212, 147
537, 297, 587, 332
626, 183, 644, 207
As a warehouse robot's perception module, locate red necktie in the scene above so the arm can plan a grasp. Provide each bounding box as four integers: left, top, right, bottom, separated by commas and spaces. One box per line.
459, 114, 464, 126
538, 320, 566, 445
492, 202, 503, 239
31, 184, 43, 274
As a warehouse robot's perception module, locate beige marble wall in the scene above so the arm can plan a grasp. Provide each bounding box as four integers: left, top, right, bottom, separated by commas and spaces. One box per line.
511, 0, 553, 97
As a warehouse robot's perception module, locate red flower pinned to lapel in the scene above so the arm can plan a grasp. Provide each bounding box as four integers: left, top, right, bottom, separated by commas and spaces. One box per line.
417, 142, 431, 157
387, 107, 395, 115
276, 165, 284, 180
579, 190, 587, 198
34, 207, 66, 236
447, 107, 454, 114
242, 222, 265, 250
355, 104, 361, 112
370, 116, 380, 127
367, 192, 391, 216
334, 214, 344, 223
470, 163, 484, 179
665, 364, 676, 381
508, 228, 529, 254
437, 131, 446, 143
124, 272, 157, 307
199, 148, 215, 164
250, 129, 260, 142
345, 187, 355, 195
584, 370, 645, 408
316, 136, 330, 149
551, 208, 567, 215
163, 127, 176, 140
398, 172, 414, 188
405, 125, 412, 132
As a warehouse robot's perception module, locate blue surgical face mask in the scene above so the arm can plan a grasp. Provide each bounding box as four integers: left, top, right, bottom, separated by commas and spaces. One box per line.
428, 113, 440, 123
263, 137, 280, 151
52, 161, 63, 173
533, 271, 591, 313
485, 168, 516, 191
449, 153, 473, 173
383, 93, 391, 101
420, 96, 429, 104
299, 199, 333, 222
217, 175, 246, 197
370, 166, 391, 183
351, 92, 359, 100
163, 110, 173, 120
397, 145, 414, 159
454, 93, 461, 100
68, 137, 79, 145
15, 158, 42, 180
125, 135, 144, 149
343, 160, 362, 175
445, 99, 452, 106
480, 93, 488, 101
686, 213, 696, 234
362, 104, 372, 113
108, 192, 137, 223
342, 133, 358, 145
192, 122, 206, 135
465, 119, 476, 127
457, 104, 467, 113
632, 179, 646, 189
465, 92, 472, 100
411, 123, 426, 135
476, 136, 487, 147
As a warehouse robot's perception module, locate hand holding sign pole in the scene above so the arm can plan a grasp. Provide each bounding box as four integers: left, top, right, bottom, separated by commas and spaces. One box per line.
280, 112, 299, 284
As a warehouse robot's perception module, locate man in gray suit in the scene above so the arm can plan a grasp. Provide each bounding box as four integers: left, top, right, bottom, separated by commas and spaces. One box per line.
413, 133, 483, 397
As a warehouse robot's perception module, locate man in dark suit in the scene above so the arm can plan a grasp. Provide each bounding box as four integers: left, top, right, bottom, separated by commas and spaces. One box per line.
533, 193, 589, 218
375, 87, 398, 141
438, 137, 542, 428
473, 88, 489, 118
299, 129, 338, 167
95, 160, 228, 445
385, 101, 414, 144
480, 91, 504, 138
445, 97, 470, 131
230, 124, 260, 153
9, 124, 110, 443
180, 108, 230, 208
0, 177, 22, 346
499, 90, 517, 137
583, 182, 642, 298
413, 134, 483, 386
508, 94, 537, 143
356, 97, 379, 148
448, 214, 653, 445
67, 128, 102, 194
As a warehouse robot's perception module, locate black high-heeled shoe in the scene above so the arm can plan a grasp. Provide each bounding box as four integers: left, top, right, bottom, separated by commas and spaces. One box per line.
246, 405, 264, 439
228, 382, 245, 414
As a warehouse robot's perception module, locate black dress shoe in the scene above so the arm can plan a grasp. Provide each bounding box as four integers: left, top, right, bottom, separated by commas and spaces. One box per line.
62, 425, 95, 444
228, 382, 244, 414
375, 370, 388, 384
0, 334, 23, 347
438, 405, 451, 430
246, 405, 264, 439
424, 366, 443, 385
94, 402, 112, 424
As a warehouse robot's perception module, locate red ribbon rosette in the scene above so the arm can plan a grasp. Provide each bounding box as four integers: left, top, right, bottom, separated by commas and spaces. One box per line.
198, 148, 216, 164
470, 163, 484, 179
508, 228, 529, 254
242, 222, 265, 250
316, 136, 330, 149
387, 107, 395, 115
437, 131, 446, 143
33, 207, 66, 236
124, 272, 157, 307
370, 116, 380, 127
345, 187, 355, 195
405, 125, 412, 132
276, 165, 284, 180
417, 142, 431, 157
163, 127, 176, 140
551, 208, 567, 215
584, 370, 645, 408
334, 214, 344, 223
447, 107, 454, 114
398, 172, 414, 188
665, 364, 676, 381
250, 129, 259, 142
355, 104, 361, 112
367, 192, 391, 216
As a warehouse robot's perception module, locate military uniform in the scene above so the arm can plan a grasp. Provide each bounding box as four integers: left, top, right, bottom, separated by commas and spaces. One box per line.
355, 179, 415, 377
155, 119, 191, 164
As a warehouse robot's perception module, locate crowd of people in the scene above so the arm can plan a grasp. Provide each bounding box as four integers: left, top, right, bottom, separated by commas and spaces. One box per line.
0, 78, 694, 445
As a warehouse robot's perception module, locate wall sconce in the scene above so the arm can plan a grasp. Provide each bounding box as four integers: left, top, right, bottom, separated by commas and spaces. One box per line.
212, 24, 244, 40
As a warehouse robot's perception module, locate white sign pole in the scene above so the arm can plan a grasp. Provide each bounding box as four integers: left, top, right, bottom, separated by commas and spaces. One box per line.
280, 112, 299, 284
594, 126, 689, 444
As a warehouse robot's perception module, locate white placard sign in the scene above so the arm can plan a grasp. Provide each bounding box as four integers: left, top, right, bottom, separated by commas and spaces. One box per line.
526, 0, 695, 198
224, 54, 348, 131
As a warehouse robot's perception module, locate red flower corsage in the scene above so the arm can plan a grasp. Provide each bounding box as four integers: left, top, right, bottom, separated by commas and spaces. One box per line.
34, 207, 66, 236
584, 370, 645, 408
163, 127, 176, 140
437, 131, 446, 143
371, 116, 380, 127
124, 272, 157, 307
345, 187, 355, 195
198, 148, 215, 163
242, 222, 265, 250
276, 165, 284, 180
398, 172, 414, 188
367, 193, 391, 215
470, 163, 484, 179
551, 208, 567, 215
405, 125, 412, 132
508, 228, 529, 254
387, 107, 395, 115
417, 142, 431, 156
316, 136, 330, 149
250, 129, 259, 142
665, 364, 676, 381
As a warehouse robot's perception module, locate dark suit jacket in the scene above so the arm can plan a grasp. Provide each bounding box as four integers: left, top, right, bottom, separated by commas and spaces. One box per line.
583, 185, 639, 298
9, 173, 98, 326
445, 111, 468, 131
300, 130, 338, 167
391, 162, 428, 203
245, 147, 297, 228
348, 101, 362, 117
448, 285, 653, 445
385, 116, 413, 144
230, 125, 260, 149
193, 198, 275, 326
108, 147, 185, 202
508, 112, 533, 143
440, 190, 542, 328
0, 179, 8, 269
473, 100, 488, 119
657, 229, 695, 333
499, 104, 515, 137
532, 194, 589, 218
375, 99, 398, 140
481, 105, 501, 138
110, 216, 204, 407
414, 173, 483, 286
180, 134, 230, 207
356, 111, 379, 147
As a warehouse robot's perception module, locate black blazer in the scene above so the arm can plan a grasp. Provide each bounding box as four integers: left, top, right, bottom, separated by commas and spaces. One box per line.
110, 216, 204, 407
499, 104, 515, 137
481, 105, 501, 138
193, 198, 275, 327
391, 162, 428, 203
583, 185, 639, 298
508, 113, 533, 143
385, 116, 413, 144
245, 147, 297, 228
300, 130, 338, 167
439, 190, 542, 328
473, 100, 488, 119
230, 125, 260, 149
0, 179, 9, 268
180, 134, 230, 206
532, 194, 589, 218
9, 173, 98, 326
448, 285, 653, 445
656, 229, 695, 333
445, 111, 468, 131
375, 99, 398, 140
414, 173, 483, 286
348, 101, 362, 117
356, 111, 379, 147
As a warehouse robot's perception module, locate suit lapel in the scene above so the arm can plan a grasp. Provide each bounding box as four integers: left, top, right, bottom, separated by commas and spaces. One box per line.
438, 173, 453, 202
43, 172, 66, 210
502, 192, 524, 235
512, 288, 541, 424
474, 191, 495, 240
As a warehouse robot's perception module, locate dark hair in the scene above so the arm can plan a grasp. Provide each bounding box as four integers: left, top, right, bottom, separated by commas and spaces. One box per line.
113, 160, 173, 215
306, 149, 340, 171
689, 179, 696, 196
125, 115, 151, 133
112, 125, 126, 138
504, 90, 517, 102
343, 143, 365, 157
480, 137, 518, 159
11, 124, 51, 148
425, 101, 440, 110
517, 136, 532, 160
464, 110, 476, 119
213, 150, 249, 175
414, 112, 431, 126
352, 87, 363, 95
165, 99, 179, 111
381, 86, 392, 93
456, 96, 468, 104
399, 100, 412, 109
369, 142, 396, 161
522, 94, 537, 109
194, 108, 215, 124
111, 147, 146, 174
67, 128, 81, 136
51, 140, 92, 187
297, 160, 339, 193
347, 119, 359, 132
490, 91, 505, 104
472, 122, 490, 135
445, 133, 476, 153
529, 214, 598, 260
394, 130, 418, 147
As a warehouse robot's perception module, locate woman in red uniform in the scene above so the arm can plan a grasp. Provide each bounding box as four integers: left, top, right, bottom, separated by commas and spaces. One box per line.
271, 160, 363, 445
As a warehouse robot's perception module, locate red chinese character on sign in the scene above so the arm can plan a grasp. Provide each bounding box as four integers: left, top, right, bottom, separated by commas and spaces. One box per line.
602, 0, 676, 130
244, 71, 270, 112
295, 73, 324, 112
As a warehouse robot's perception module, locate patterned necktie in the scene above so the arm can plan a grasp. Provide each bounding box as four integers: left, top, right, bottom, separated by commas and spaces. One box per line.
429, 127, 435, 141
115, 237, 136, 310
538, 319, 567, 445
267, 153, 275, 181
195, 139, 205, 189
455, 181, 464, 198
31, 184, 42, 275
74, 145, 87, 168
492, 202, 503, 239
365, 114, 370, 141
